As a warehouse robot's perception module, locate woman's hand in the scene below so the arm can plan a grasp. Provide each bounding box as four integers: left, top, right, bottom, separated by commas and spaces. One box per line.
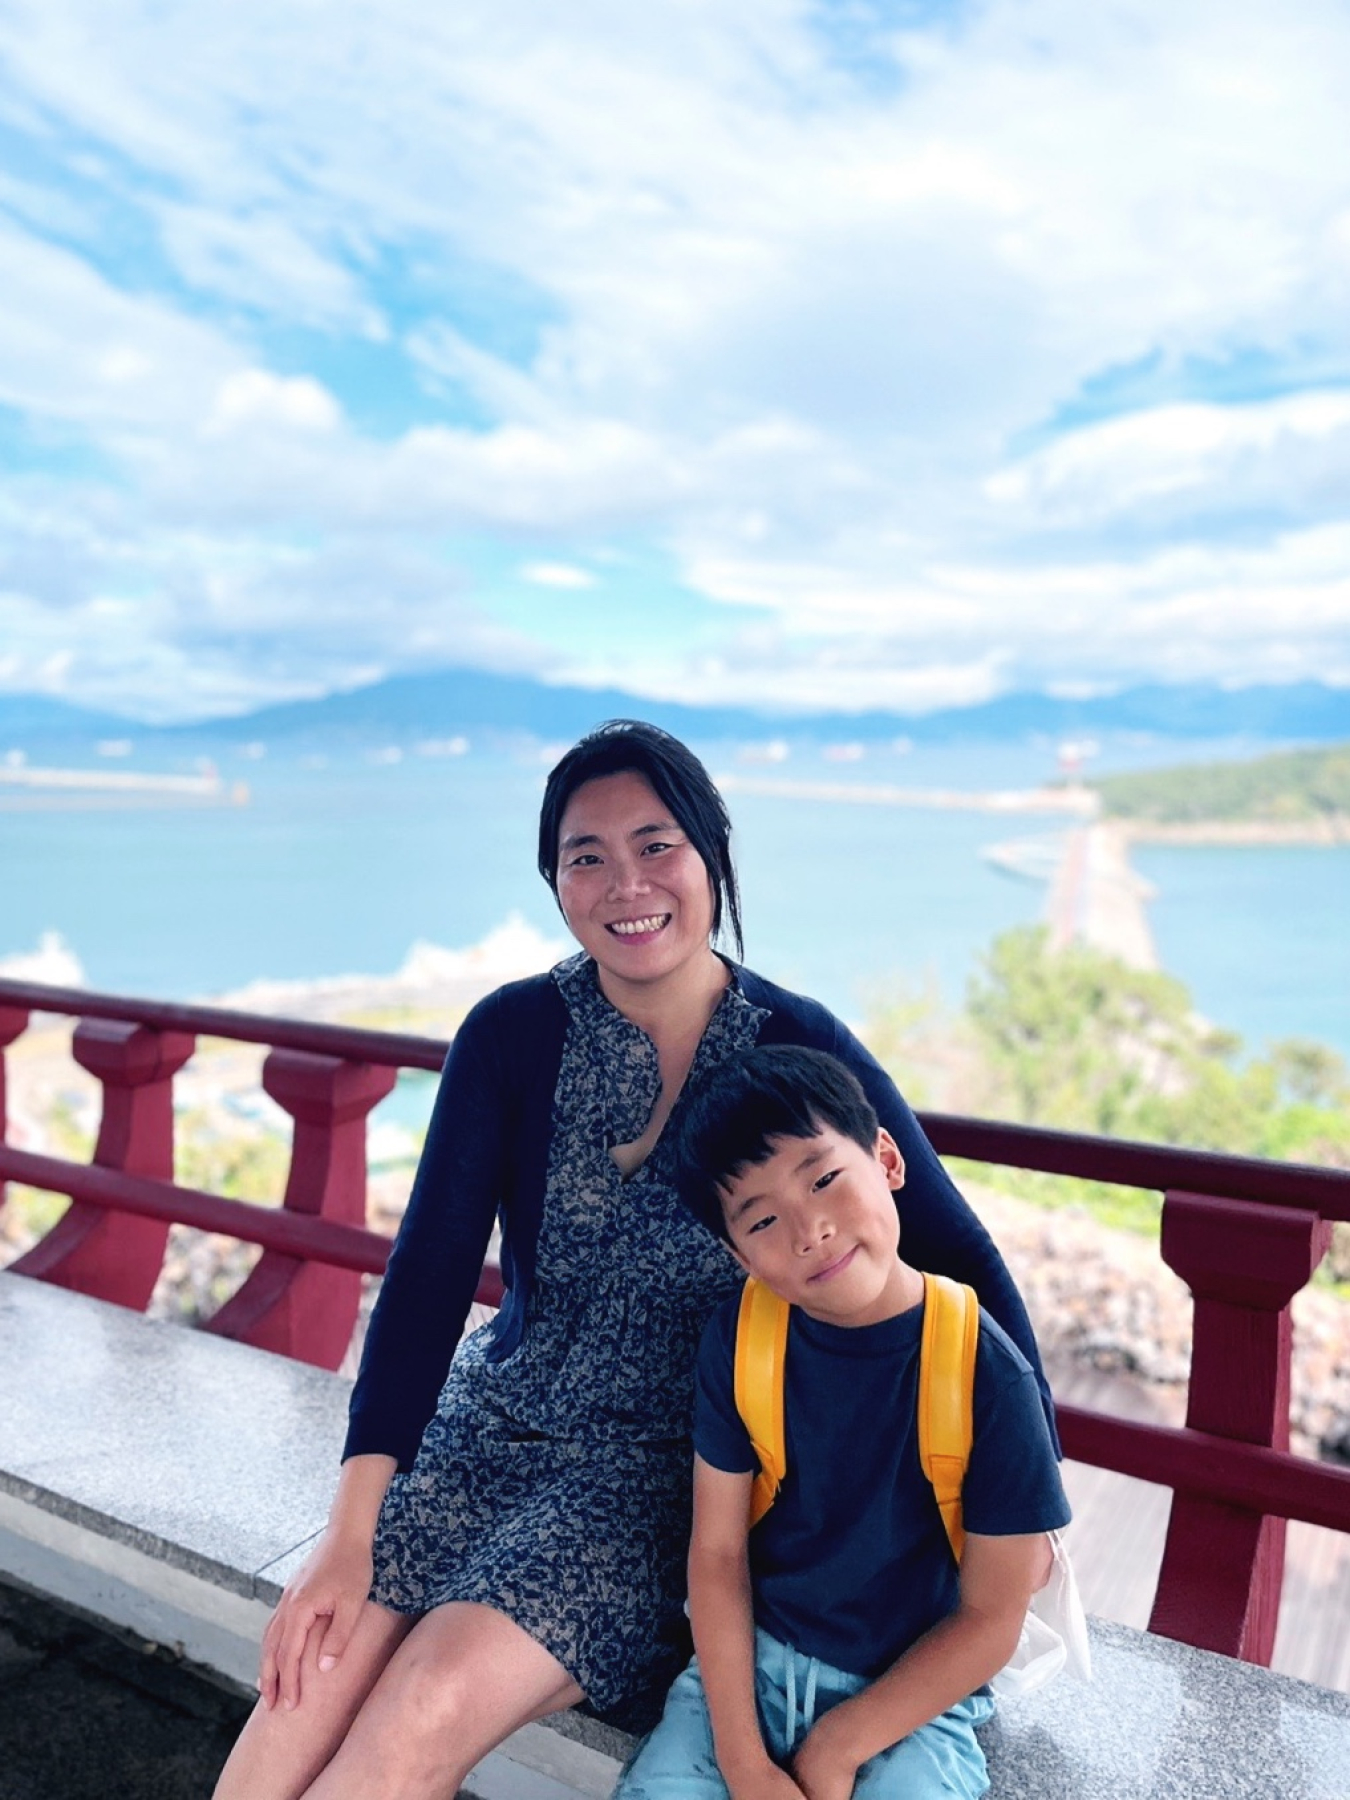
259, 1527, 374, 1711
257, 1451, 396, 1711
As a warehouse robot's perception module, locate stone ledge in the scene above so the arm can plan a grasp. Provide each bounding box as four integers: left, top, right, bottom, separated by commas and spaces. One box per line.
4, 1271, 1350, 1800
982, 1618, 1350, 1799
0, 1270, 349, 1597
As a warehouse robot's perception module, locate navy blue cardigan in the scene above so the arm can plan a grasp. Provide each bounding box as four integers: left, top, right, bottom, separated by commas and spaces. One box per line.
345, 965, 1056, 1470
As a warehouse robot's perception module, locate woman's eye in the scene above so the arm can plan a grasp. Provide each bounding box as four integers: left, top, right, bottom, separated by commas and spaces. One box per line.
641, 839, 674, 855
569, 853, 602, 868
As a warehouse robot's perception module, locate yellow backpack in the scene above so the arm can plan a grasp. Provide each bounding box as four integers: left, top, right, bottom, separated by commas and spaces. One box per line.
732, 1271, 979, 1561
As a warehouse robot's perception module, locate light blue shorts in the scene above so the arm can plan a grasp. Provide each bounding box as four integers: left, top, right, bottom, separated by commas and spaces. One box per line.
615, 1628, 995, 1800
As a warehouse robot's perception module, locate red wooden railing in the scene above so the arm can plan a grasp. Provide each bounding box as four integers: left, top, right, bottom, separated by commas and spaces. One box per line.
0, 979, 500, 1371
1, 979, 1348, 1674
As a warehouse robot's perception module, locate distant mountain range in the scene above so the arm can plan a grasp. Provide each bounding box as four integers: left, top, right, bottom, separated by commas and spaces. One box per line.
3, 670, 1349, 747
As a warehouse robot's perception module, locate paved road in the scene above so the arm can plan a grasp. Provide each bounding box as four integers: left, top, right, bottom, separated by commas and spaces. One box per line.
0, 1577, 252, 1799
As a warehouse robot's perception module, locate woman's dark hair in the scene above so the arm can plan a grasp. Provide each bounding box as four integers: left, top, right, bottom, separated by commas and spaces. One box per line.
537, 719, 744, 958
671, 1046, 880, 1242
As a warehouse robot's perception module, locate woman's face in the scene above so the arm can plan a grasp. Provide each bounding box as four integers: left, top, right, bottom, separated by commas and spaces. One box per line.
555, 770, 718, 990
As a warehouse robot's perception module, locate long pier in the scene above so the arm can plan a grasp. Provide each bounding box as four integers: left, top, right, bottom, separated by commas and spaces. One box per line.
716, 771, 1155, 966
0, 765, 248, 806
715, 773, 1098, 814
1045, 821, 1159, 969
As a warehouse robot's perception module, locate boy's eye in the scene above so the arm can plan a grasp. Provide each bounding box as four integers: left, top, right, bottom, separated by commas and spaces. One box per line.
811, 1169, 840, 1193
745, 1214, 776, 1235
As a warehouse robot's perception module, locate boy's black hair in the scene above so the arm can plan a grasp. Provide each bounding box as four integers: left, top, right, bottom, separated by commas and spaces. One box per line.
537, 719, 744, 959
672, 1045, 880, 1242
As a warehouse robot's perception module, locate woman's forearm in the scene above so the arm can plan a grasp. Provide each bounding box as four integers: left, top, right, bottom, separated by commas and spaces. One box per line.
327, 1453, 398, 1545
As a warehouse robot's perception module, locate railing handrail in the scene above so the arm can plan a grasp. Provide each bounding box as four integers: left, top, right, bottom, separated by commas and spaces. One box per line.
922, 1113, 1350, 1219
1055, 1404, 1350, 1536
0, 1148, 508, 1310
5, 977, 1346, 1218
0, 1144, 395, 1274
0, 976, 449, 1071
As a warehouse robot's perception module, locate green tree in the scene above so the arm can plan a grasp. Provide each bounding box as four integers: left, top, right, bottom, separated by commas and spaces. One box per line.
938, 927, 1350, 1267
965, 926, 1212, 1138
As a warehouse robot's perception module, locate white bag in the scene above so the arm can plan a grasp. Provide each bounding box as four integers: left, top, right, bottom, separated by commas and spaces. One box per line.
990, 1529, 1092, 1699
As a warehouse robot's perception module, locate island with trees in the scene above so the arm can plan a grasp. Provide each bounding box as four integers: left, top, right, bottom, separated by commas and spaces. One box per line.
1095, 740, 1350, 841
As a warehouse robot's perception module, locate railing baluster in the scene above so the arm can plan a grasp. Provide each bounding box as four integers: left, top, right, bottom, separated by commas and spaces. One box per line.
0, 1005, 32, 1212
204, 1049, 396, 1369
10, 1019, 195, 1308
1148, 1189, 1333, 1663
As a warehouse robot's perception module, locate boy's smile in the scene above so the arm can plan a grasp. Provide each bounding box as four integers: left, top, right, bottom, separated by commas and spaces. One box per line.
721, 1124, 924, 1327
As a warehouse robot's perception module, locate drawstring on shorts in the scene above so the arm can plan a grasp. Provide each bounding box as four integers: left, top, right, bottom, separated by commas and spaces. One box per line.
781, 1639, 822, 1751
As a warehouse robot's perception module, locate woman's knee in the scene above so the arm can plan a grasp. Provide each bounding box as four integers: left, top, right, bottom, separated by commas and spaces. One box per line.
383, 1636, 481, 1737
359, 1603, 581, 1760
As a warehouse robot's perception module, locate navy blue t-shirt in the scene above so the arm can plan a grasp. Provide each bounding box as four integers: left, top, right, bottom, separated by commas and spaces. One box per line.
694, 1291, 1071, 1678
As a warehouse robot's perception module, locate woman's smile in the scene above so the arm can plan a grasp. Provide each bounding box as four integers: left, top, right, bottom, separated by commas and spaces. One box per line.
606, 913, 672, 940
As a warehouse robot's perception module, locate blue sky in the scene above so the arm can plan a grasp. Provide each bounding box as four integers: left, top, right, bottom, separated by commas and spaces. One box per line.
1, 0, 1348, 722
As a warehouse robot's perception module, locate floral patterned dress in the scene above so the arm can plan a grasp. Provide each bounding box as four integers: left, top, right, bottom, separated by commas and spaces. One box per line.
369, 954, 765, 1720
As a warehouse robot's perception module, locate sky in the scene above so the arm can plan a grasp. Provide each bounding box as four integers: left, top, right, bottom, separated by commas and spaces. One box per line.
1, 0, 1349, 723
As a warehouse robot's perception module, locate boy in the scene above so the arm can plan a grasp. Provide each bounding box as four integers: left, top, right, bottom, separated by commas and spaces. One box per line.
617, 1046, 1069, 1800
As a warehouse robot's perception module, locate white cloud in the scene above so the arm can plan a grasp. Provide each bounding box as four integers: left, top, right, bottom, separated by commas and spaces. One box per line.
556, 637, 1012, 717
0, 0, 1348, 715
158, 203, 386, 335
203, 369, 344, 438
522, 563, 596, 590
613, 518, 1350, 707
0, 217, 238, 430
987, 389, 1350, 521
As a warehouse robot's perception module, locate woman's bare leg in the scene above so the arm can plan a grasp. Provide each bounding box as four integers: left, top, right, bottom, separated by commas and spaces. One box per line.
303, 1600, 585, 1800
213, 1602, 415, 1800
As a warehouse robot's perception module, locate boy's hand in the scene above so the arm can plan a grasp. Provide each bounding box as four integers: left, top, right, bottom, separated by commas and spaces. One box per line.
791, 1711, 864, 1800
726, 1760, 809, 1800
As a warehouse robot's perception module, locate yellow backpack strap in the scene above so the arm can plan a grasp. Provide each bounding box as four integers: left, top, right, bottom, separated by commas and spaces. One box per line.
733, 1277, 791, 1527
918, 1271, 979, 1564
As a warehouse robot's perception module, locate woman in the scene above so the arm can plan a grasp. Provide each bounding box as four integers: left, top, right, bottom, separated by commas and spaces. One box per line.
215, 720, 1051, 1800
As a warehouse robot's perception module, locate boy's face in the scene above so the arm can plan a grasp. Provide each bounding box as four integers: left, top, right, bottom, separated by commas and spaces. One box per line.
719, 1124, 920, 1327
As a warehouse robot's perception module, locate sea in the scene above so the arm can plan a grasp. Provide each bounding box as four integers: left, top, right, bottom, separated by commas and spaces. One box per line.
1, 732, 1347, 1066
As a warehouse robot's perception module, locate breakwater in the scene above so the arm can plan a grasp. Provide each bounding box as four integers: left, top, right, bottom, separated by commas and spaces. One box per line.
1045, 821, 1159, 969
716, 772, 1155, 967
0, 764, 248, 806
715, 772, 1097, 814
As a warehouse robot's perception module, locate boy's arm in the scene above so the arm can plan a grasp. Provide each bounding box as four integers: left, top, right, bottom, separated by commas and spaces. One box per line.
792, 1532, 1041, 1800
688, 1455, 806, 1800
